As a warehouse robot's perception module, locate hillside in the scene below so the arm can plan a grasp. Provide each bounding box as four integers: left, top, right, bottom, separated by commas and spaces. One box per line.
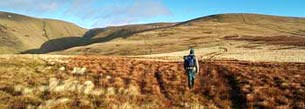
22, 22, 175, 54
0, 11, 86, 54
53, 13, 305, 59
83, 23, 176, 41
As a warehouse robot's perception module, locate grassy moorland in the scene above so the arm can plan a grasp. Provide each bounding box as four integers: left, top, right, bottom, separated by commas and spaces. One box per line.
0, 55, 304, 108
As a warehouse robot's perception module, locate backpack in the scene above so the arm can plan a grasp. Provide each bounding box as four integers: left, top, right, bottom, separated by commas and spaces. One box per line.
184, 55, 195, 67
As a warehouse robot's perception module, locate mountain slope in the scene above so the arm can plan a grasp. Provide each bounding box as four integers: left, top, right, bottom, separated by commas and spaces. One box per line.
22, 22, 175, 54
0, 11, 86, 54
83, 23, 176, 41
54, 13, 305, 56
180, 13, 305, 36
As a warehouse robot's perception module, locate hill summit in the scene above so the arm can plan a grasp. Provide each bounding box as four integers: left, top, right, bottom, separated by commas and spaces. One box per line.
0, 11, 86, 54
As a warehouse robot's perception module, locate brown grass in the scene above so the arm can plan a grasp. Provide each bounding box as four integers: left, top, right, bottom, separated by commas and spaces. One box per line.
0, 11, 86, 54
224, 35, 305, 46
1, 55, 304, 108
55, 13, 305, 55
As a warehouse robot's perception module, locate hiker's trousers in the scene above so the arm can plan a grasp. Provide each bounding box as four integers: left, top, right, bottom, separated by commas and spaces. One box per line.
186, 67, 196, 89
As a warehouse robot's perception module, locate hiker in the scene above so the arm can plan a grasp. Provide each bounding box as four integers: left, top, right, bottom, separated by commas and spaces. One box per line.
184, 48, 200, 89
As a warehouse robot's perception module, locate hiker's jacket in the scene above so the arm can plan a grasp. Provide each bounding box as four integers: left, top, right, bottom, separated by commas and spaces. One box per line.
184, 55, 200, 73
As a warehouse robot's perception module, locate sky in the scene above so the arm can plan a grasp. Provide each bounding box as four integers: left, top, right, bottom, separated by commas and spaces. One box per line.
0, 0, 305, 29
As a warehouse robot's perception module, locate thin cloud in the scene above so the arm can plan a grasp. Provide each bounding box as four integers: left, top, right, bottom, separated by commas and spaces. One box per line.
0, 0, 60, 12
64, 0, 96, 19
65, 0, 172, 27
0, 0, 171, 28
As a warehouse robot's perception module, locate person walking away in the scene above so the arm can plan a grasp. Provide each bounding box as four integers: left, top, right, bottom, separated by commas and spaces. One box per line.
184, 48, 200, 89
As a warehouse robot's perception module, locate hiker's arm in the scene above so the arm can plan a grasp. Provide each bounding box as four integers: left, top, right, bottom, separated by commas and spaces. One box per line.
183, 56, 187, 69
195, 56, 200, 73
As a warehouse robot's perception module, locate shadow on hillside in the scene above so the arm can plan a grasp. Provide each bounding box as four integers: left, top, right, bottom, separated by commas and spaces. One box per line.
84, 24, 177, 44
21, 25, 176, 54
20, 36, 86, 54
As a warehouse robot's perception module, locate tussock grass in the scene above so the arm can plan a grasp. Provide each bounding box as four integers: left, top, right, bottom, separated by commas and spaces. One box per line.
1, 55, 304, 108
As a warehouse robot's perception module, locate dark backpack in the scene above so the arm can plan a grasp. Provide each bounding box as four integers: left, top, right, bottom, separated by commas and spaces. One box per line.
184, 55, 195, 67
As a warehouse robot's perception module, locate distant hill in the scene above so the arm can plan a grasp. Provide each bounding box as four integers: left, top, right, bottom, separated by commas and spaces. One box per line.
1, 12, 304, 55
82, 23, 176, 43
22, 22, 175, 54
180, 13, 305, 36
53, 13, 305, 55
0, 11, 86, 54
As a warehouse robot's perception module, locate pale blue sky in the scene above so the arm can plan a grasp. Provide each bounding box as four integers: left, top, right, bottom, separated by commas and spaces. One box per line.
0, 0, 304, 28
